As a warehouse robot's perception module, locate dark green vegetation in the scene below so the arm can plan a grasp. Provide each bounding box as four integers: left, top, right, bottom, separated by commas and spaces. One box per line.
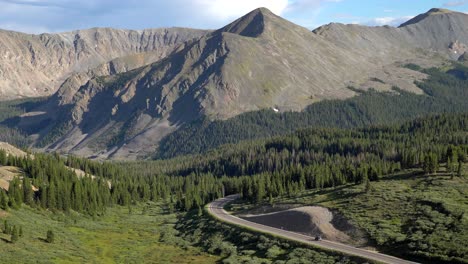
145, 114, 468, 203
3, 111, 454, 228
1, 113, 467, 263
0, 149, 226, 215
0, 152, 111, 215
2, 220, 22, 244
0, 98, 44, 123
234, 168, 468, 264
36, 120, 73, 148
158, 64, 468, 158
0, 98, 43, 148
46, 230, 55, 243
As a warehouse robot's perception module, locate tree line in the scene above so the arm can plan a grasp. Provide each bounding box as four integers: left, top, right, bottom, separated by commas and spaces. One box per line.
1, 113, 467, 213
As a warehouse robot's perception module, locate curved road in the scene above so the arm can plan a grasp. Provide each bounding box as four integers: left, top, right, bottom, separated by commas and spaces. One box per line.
207, 195, 418, 264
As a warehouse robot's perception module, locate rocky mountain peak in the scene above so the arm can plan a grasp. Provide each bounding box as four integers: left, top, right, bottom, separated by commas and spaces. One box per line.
219, 7, 278, 37
399, 7, 463, 27
426, 8, 454, 14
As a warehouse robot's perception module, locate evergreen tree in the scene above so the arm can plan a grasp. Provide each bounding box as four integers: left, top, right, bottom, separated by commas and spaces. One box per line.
8, 177, 22, 209
47, 182, 56, 209
423, 153, 439, 175
22, 177, 34, 206
458, 161, 463, 177
46, 230, 55, 243
10, 225, 18, 243
269, 193, 274, 205
0, 149, 6, 165
3, 220, 8, 234
365, 177, 372, 193
447, 157, 453, 173
255, 178, 266, 203
0, 189, 8, 210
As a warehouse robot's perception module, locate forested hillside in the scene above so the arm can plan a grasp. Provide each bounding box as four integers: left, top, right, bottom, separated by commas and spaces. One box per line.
158, 64, 468, 158
60, 113, 468, 209
1, 113, 467, 263
0, 98, 43, 148
2, 113, 467, 214
229, 168, 468, 264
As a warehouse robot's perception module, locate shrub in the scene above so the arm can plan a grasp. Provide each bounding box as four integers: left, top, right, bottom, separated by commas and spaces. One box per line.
46, 230, 55, 243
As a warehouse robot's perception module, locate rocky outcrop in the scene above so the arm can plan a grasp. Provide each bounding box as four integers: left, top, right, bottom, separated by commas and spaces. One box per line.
449, 41, 468, 59
459, 52, 468, 62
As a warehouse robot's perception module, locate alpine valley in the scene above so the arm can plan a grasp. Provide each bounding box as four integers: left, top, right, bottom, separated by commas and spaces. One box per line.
1, 6, 468, 264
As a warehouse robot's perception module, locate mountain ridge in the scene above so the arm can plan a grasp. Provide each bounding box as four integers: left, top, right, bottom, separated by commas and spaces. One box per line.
6, 7, 468, 159
0, 27, 210, 99
399, 8, 456, 27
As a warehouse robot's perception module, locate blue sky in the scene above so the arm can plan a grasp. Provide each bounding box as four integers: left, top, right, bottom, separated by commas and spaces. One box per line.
0, 0, 467, 34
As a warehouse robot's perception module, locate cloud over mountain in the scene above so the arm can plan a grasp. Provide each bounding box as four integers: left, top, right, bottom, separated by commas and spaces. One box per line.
0, 0, 346, 33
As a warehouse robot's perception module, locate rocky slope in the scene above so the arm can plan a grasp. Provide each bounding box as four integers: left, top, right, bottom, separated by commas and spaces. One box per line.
0, 27, 209, 99
10, 8, 468, 159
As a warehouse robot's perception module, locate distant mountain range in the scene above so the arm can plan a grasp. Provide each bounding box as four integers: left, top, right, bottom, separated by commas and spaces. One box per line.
4, 7, 468, 159
0, 27, 209, 99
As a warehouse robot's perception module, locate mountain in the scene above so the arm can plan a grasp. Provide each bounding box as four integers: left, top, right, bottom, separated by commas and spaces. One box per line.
0, 27, 209, 99
399, 8, 468, 59
9, 7, 468, 159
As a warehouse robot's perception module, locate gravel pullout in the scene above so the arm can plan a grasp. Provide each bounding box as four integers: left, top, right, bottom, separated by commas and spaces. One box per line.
239, 206, 353, 244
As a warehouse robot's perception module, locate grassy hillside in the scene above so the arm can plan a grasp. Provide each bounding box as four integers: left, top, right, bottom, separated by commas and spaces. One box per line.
0, 203, 219, 264
230, 167, 468, 263
0, 190, 372, 264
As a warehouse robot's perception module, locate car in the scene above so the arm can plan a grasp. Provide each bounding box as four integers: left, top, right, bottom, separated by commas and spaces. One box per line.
314, 235, 322, 241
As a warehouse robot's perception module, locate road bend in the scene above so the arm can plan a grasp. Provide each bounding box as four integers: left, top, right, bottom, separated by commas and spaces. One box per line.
207, 194, 418, 264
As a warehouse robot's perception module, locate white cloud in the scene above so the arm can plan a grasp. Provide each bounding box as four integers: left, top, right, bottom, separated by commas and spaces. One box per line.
0, 0, 295, 33
364, 16, 414, 26
196, 0, 289, 20
0, 0, 344, 33
443, 1, 468, 7
0, 23, 53, 34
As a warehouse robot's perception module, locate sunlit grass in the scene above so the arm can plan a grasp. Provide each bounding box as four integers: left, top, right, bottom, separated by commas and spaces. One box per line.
0, 203, 219, 264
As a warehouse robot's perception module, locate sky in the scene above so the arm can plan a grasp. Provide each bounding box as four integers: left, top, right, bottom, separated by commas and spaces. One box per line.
0, 0, 467, 34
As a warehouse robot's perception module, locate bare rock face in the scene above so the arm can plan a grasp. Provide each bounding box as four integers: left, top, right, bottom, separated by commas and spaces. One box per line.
449, 40, 468, 58
459, 52, 468, 62
0, 27, 209, 99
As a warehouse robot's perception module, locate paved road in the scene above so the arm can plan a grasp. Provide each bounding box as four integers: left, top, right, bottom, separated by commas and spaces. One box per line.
207, 195, 418, 264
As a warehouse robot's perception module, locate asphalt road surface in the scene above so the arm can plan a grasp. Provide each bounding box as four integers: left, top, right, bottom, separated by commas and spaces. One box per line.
207, 195, 419, 264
